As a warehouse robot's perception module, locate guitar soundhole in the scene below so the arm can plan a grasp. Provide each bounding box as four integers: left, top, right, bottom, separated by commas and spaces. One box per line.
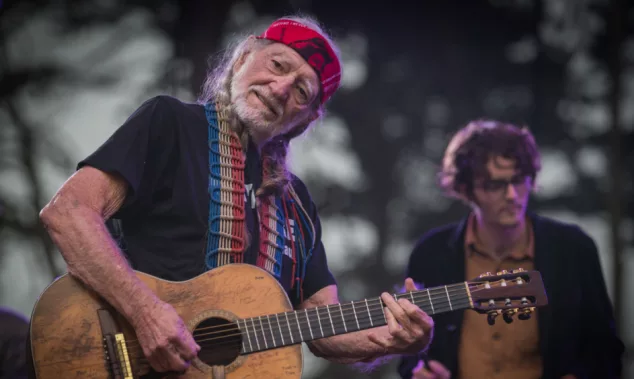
193, 317, 242, 367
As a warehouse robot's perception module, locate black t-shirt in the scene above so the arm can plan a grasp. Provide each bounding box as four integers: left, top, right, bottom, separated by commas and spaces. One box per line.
0, 308, 28, 379
78, 95, 336, 307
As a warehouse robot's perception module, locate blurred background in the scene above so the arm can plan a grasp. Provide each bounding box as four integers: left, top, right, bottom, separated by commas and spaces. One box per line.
1, 0, 632, 378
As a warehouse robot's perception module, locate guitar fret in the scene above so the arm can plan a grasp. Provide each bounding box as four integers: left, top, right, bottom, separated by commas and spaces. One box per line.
444, 285, 453, 311
339, 305, 347, 333
316, 307, 325, 337
326, 305, 336, 335
238, 320, 247, 353
266, 315, 276, 347
427, 290, 434, 313
285, 312, 294, 344
251, 318, 261, 350
242, 319, 253, 352
239, 286, 473, 354
258, 316, 268, 349
294, 312, 304, 341
381, 298, 387, 322
305, 309, 315, 339
352, 301, 360, 330
275, 314, 285, 345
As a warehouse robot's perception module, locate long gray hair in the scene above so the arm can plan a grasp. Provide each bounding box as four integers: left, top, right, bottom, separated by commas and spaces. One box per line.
197, 15, 341, 196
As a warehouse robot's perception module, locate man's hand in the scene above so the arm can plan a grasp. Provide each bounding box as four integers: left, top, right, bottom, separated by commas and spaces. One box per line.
412, 359, 451, 379
367, 278, 434, 355
132, 299, 201, 373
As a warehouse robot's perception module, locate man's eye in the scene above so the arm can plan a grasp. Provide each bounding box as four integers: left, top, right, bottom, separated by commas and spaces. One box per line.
485, 181, 506, 190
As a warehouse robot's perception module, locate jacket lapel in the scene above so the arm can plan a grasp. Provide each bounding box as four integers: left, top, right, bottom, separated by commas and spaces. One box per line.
531, 213, 553, 375
444, 216, 469, 375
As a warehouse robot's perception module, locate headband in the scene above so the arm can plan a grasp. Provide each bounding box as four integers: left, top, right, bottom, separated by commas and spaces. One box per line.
258, 18, 341, 104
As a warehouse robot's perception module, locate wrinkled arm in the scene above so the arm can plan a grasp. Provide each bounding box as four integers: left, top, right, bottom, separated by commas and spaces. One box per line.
39, 166, 160, 326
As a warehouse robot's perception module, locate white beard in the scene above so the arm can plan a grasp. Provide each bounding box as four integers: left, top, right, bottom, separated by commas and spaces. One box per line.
229, 65, 307, 143
230, 80, 278, 144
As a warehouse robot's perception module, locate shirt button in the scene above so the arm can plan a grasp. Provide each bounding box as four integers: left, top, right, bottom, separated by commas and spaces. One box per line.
492, 332, 501, 340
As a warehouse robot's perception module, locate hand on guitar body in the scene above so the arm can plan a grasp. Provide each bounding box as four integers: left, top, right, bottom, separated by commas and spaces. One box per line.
38, 167, 200, 375
131, 298, 200, 373
367, 278, 434, 356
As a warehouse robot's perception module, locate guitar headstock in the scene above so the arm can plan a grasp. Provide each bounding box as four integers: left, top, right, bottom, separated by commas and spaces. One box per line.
467, 268, 548, 325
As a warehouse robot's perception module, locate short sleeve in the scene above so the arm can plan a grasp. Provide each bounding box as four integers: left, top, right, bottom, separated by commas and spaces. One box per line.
290, 177, 337, 304
77, 96, 177, 216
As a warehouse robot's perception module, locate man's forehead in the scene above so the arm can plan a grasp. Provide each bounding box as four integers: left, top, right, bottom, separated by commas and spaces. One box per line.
483, 156, 520, 177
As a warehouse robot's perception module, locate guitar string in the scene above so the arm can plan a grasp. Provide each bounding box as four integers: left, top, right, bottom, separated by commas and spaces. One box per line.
122, 281, 473, 348
125, 296, 469, 355
123, 278, 526, 353
126, 281, 525, 353
37, 277, 529, 371
125, 277, 523, 350
41, 278, 532, 373
49, 300, 473, 374
122, 282, 472, 350
33, 293, 468, 369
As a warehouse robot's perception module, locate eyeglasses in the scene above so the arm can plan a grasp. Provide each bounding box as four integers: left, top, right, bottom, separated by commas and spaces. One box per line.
477, 176, 531, 193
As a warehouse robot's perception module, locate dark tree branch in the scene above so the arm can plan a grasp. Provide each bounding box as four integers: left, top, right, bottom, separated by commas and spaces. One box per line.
3, 98, 62, 277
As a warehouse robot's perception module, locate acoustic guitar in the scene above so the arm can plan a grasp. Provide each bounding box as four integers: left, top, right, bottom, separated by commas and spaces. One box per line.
28, 264, 547, 378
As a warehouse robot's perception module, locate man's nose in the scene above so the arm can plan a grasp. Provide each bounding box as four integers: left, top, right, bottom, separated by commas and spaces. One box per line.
269, 76, 294, 101
505, 183, 518, 199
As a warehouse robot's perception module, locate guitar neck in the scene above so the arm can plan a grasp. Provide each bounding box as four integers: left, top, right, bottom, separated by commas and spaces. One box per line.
238, 281, 473, 354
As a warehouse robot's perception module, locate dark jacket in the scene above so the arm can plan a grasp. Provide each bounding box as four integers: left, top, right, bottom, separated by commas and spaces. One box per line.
398, 212, 624, 379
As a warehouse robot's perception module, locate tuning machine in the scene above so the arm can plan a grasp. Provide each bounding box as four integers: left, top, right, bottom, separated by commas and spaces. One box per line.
478, 271, 493, 278
518, 306, 536, 321
486, 310, 499, 325
502, 308, 517, 324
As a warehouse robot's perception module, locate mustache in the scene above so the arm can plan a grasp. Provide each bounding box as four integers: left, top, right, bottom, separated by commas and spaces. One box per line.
251, 87, 283, 116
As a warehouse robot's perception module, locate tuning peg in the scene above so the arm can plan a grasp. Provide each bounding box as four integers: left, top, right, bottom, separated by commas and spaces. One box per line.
502, 308, 516, 324
496, 270, 509, 276
487, 310, 499, 325
512, 268, 526, 273
518, 309, 532, 320
479, 271, 493, 278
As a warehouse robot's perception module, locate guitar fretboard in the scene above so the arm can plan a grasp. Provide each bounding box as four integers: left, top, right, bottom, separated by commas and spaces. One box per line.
236, 282, 472, 354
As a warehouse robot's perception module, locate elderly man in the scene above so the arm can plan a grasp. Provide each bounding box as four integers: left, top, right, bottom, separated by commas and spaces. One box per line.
39, 15, 434, 375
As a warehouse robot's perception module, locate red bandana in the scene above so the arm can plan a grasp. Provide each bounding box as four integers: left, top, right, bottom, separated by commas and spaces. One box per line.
258, 18, 341, 104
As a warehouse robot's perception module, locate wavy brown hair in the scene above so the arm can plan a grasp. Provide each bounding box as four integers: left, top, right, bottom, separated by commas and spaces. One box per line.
439, 119, 542, 204
198, 15, 341, 196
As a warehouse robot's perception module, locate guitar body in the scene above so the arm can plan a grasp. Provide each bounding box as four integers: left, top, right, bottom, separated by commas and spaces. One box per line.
29, 264, 302, 379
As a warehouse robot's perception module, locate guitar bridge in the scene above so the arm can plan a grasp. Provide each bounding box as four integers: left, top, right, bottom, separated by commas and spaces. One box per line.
98, 309, 133, 379
103, 333, 133, 379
